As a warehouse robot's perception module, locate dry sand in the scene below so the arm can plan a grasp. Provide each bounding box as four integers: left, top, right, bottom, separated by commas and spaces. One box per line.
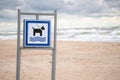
0, 40, 120, 80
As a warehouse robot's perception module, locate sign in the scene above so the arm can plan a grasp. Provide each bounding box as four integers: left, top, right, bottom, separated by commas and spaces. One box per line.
23, 20, 51, 47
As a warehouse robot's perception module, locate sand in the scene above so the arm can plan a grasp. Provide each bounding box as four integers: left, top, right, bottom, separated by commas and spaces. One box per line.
0, 40, 120, 80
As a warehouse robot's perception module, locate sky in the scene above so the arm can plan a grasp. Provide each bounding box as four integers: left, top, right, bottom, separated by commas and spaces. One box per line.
0, 0, 120, 29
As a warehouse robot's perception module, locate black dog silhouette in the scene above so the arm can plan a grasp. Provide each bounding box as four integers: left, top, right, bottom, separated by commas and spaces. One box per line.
32, 26, 45, 36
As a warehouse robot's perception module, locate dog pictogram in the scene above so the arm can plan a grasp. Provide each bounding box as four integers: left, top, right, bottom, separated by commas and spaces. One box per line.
32, 25, 45, 36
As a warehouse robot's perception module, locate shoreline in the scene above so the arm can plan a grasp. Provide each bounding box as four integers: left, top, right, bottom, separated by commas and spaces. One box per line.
0, 39, 120, 43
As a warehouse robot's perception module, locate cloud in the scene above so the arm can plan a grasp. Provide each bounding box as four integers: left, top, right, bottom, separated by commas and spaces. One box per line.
0, 0, 19, 10
0, 0, 120, 18
0, 9, 17, 22
18, 0, 120, 17
105, 0, 120, 8
0, 0, 21, 21
0, 0, 120, 28
20, 0, 65, 11
58, 13, 120, 28
61, 0, 120, 17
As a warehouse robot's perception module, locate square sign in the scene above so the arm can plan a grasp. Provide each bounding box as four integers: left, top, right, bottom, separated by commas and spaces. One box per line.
23, 20, 51, 47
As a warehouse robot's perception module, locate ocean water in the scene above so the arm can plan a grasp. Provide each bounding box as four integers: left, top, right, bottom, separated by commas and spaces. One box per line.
0, 27, 120, 42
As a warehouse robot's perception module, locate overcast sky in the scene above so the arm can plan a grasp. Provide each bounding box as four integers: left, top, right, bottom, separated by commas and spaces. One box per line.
0, 0, 120, 29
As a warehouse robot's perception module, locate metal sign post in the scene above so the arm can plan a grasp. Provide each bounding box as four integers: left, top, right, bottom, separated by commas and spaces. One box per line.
16, 9, 57, 80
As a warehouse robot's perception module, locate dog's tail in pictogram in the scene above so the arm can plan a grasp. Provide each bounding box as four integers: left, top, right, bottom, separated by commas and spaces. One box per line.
32, 27, 35, 29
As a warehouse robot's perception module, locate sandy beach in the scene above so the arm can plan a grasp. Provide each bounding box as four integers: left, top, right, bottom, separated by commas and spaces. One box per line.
0, 40, 120, 80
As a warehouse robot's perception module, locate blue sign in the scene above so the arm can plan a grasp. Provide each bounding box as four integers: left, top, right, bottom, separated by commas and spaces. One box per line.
23, 20, 51, 47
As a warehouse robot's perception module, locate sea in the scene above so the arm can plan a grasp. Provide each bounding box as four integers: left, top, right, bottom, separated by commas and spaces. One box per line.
0, 27, 120, 42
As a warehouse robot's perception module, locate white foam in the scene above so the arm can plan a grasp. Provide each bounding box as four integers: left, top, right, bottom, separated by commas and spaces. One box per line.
0, 35, 17, 40
0, 28, 120, 42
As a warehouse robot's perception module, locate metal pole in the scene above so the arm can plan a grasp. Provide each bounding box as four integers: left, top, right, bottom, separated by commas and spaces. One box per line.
36, 14, 39, 20
52, 10, 57, 80
21, 12, 55, 16
16, 9, 21, 80
16, 9, 57, 80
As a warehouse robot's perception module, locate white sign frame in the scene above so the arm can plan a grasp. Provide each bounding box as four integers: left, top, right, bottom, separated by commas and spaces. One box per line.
23, 20, 51, 47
